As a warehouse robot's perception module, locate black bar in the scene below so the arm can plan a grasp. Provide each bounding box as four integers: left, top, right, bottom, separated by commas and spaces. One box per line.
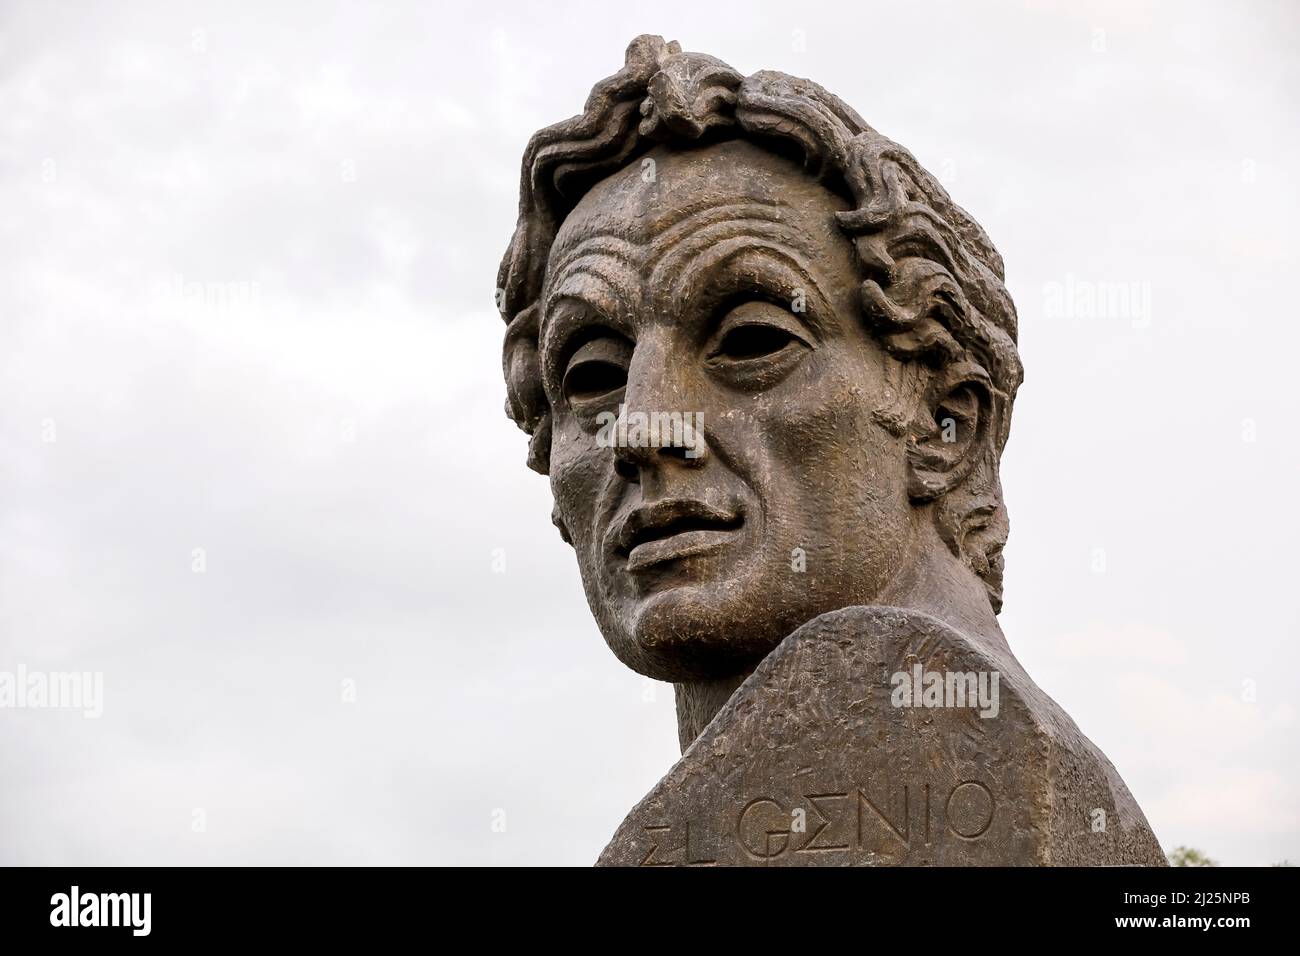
0, 865, 1290, 942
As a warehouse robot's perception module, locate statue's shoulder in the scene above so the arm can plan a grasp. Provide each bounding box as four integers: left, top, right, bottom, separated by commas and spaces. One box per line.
598, 605, 1165, 866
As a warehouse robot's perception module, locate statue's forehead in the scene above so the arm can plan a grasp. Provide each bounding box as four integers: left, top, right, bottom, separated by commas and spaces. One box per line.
550, 140, 835, 257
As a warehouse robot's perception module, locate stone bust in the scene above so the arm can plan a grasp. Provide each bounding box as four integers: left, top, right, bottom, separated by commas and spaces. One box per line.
496, 36, 1164, 866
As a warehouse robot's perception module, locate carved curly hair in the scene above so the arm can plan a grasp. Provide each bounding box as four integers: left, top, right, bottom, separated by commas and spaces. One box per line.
495, 36, 1024, 612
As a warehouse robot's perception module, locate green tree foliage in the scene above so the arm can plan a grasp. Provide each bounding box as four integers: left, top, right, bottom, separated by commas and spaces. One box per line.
1168, 846, 1217, 867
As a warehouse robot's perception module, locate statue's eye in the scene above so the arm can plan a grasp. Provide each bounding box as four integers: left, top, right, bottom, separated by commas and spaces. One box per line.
562, 335, 631, 405
713, 323, 798, 360
565, 360, 625, 400
705, 300, 812, 383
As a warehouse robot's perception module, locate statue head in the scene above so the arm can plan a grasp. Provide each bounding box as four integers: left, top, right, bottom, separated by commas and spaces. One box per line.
496, 36, 1023, 684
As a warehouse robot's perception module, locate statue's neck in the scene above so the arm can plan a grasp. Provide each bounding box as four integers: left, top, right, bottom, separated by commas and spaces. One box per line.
672, 524, 1008, 753
673, 672, 747, 753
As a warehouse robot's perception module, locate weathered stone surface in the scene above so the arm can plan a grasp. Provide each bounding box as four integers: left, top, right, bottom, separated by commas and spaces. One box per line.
494, 36, 1165, 866
598, 606, 1164, 866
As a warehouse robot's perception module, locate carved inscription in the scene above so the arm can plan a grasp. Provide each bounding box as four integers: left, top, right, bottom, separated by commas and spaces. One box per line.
638, 820, 718, 867
637, 779, 996, 865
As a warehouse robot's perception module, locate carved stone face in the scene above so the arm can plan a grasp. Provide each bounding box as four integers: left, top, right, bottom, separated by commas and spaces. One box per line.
541, 138, 919, 682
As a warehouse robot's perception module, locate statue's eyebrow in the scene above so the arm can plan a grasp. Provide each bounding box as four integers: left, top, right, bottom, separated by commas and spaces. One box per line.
663, 237, 836, 339
541, 233, 641, 323
641, 210, 832, 326
538, 260, 636, 371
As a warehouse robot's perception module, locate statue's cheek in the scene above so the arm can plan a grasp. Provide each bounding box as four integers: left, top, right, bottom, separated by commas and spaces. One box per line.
548, 419, 614, 548
721, 362, 891, 474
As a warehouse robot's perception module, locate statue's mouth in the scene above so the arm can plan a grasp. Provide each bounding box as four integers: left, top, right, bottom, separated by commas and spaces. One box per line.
612, 499, 744, 572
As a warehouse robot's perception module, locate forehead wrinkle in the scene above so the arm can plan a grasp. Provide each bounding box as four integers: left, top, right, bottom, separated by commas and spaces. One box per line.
543, 236, 640, 319
549, 198, 784, 275
545, 233, 638, 284
647, 206, 815, 274
545, 197, 796, 311
652, 219, 819, 298
640, 198, 784, 254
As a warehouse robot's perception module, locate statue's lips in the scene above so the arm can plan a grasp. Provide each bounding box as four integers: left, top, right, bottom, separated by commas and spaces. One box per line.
611, 499, 744, 572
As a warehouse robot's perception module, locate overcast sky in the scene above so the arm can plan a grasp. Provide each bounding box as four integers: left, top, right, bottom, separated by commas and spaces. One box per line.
2, 0, 1297, 866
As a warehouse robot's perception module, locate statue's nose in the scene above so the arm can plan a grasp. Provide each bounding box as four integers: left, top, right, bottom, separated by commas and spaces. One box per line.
613, 432, 709, 482
612, 338, 710, 482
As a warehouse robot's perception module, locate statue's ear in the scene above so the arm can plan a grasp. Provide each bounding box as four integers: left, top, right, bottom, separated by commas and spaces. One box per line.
906, 362, 993, 502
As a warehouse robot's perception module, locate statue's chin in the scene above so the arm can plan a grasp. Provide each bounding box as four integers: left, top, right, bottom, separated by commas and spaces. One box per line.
600, 585, 794, 683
